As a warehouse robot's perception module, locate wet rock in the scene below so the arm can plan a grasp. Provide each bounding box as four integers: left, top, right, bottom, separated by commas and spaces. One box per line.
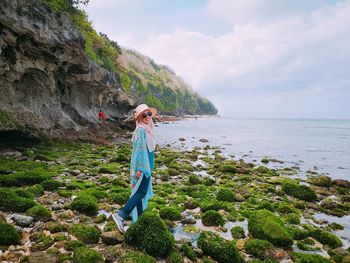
11, 214, 34, 227
181, 218, 196, 225
199, 138, 209, 143
101, 231, 124, 245
333, 179, 350, 189
179, 138, 186, 141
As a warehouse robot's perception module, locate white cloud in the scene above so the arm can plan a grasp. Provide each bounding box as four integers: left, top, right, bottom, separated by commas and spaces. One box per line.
130, 1, 350, 117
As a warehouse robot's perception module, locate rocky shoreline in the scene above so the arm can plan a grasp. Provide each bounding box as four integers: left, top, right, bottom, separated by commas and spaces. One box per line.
0, 138, 349, 263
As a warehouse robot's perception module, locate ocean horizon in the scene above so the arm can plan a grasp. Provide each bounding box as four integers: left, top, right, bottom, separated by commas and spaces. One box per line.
156, 116, 350, 180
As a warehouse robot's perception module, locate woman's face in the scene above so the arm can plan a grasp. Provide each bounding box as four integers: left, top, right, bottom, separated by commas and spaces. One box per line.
138, 110, 152, 124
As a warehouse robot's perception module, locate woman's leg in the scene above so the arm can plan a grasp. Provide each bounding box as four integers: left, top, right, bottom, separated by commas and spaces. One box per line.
118, 175, 150, 219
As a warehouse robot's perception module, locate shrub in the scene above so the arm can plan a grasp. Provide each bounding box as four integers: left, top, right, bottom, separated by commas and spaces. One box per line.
0, 222, 20, 245
124, 212, 174, 258
282, 180, 317, 202
159, 206, 182, 221
120, 251, 156, 263
0, 188, 36, 212
41, 179, 61, 191
197, 231, 244, 263
244, 239, 273, 259
217, 188, 235, 202
202, 210, 225, 226
292, 252, 332, 263
189, 174, 202, 185
72, 246, 104, 263
26, 205, 51, 222
231, 226, 245, 239
71, 194, 98, 216
248, 210, 293, 247
308, 228, 342, 249
70, 224, 100, 244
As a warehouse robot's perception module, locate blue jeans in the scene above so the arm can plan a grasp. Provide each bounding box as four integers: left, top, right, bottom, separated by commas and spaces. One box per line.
118, 174, 150, 220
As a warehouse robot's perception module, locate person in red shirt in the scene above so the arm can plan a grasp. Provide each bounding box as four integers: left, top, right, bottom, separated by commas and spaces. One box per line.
98, 109, 106, 124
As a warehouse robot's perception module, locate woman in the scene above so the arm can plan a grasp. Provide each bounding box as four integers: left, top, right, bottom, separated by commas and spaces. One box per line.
112, 104, 157, 233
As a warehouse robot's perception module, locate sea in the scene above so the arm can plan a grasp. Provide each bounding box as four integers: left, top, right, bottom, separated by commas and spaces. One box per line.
155, 117, 350, 180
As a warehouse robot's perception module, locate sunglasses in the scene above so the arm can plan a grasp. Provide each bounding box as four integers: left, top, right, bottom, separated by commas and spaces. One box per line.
141, 111, 153, 118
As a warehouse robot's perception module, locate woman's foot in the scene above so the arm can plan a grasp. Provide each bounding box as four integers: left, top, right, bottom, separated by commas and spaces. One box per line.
112, 213, 125, 233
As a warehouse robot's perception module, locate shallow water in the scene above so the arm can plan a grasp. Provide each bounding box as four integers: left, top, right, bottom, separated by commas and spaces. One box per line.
156, 117, 350, 180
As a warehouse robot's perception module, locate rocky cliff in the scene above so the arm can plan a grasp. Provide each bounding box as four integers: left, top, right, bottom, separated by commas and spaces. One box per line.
0, 0, 133, 142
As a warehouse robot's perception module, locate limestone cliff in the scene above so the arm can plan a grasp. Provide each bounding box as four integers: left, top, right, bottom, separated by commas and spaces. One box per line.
0, 0, 133, 141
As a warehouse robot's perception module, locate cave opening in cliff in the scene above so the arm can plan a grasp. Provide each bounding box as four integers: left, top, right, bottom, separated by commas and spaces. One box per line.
0, 130, 41, 146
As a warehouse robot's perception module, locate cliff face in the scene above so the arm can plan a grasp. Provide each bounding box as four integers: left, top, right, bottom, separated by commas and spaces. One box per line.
0, 0, 133, 141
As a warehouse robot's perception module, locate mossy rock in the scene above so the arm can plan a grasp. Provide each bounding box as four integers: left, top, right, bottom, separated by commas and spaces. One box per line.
71, 194, 98, 216
287, 226, 308, 240
202, 210, 225, 226
221, 164, 237, 173
159, 206, 182, 221
0, 188, 36, 212
181, 242, 196, 261
292, 252, 332, 263
57, 189, 73, 198
41, 179, 61, 191
31, 236, 55, 251
0, 222, 20, 246
261, 158, 269, 164
44, 221, 67, 233
70, 224, 100, 244
217, 188, 235, 202
110, 191, 130, 205
166, 249, 182, 263
310, 176, 332, 188
257, 201, 275, 212
73, 246, 104, 263
14, 188, 35, 199
64, 240, 86, 251
296, 238, 317, 251
189, 174, 202, 185
200, 200, 223, 212
26, 205, 51, 222
231, 226, 245, 239
244, 239, 273, 259
282, 180, 317, 202
248, 210, 293, 247
112, 178, 129, 188
256, 166, 270, 174
120, 251, 156, 263
283, 213, 300, 225
26, 184, 45, 196
197, 231, 244, 263
124, 212, 174, 258
308, 228, 342, 249
203, 177, 215, 186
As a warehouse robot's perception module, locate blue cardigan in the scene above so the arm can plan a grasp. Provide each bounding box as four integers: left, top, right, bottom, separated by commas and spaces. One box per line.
129, 127, 154, 222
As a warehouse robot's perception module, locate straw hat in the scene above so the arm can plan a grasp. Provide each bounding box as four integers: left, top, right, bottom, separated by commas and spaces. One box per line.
134, 104, 157, 119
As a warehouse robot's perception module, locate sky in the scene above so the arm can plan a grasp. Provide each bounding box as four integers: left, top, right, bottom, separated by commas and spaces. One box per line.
83, 0, 350, 118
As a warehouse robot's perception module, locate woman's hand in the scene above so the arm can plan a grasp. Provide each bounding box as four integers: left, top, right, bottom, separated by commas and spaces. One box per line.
136, 170, 142, 180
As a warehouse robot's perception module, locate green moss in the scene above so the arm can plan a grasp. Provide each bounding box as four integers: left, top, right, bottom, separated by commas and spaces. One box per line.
64, 240, 86, 251
57, 189, 73, 198
181, 242, 196, 261
41, 179, 61, 191
308, 228, 342, 249
124, 212, 174, 258
202, 210, 225, 226
26, 184, 45, 196
70, 224, 100, 244
0, 222, 20, 245
261, 158, 269, 164
26, 205, 52, 222
217, 188, 235, 202
72, 246, 104, 263
189, 174, 202, 185
292, 252, 332, 263
310, 176, 332, 187
231, 226, 245, 239
44, 222, 67, 233
244, 239, 273, 259
283, 213, 300, 225
287, 226, 308, 240
120, 71, 132, 94
120, 251, 156, 263
200, 200, 223, 212
166, 249, 182, 263
197, 231, 244, 263
248, 210, 293, 247
159, 206, 182, 221
0, 188, 36, 212
282, 180, 317, 202
296, 238, 317, 251
222, 164, 236, 173
257, 201, 275, 212
0, 109, 19, 129
110, 191, 130, 205
71, 194, 98, 216
31, 236, 55, 251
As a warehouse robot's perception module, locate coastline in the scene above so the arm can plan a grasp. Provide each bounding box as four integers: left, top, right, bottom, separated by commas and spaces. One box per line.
0, 137, 349, 262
